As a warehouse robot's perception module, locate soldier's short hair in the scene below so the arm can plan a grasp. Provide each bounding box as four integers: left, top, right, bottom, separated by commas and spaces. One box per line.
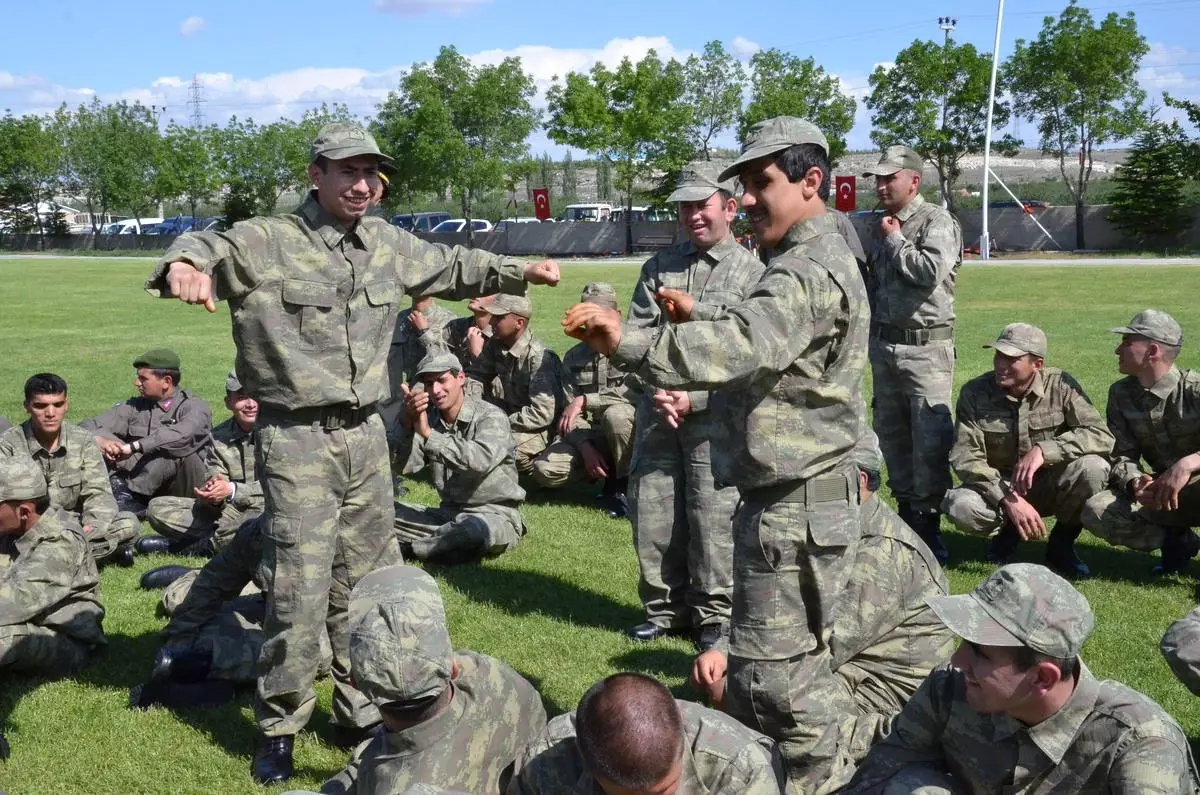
149, 368, 182, 386
24, 372, 68, 402
776, 144, 831, 200
1015, 646, 1078, 681
575, 673, 684, 789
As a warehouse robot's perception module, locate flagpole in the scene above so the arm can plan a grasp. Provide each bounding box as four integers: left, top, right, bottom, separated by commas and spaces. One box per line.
980, 0, 1005, 261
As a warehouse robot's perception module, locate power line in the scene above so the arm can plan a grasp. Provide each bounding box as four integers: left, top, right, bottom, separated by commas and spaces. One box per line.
188, 75, 207, 128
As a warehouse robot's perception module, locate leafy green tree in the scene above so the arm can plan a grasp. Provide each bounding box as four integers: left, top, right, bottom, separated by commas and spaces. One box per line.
546, 49, 694, 251
684, 40, 747, 160
0, 111, 61, 242
561, 151, 577, 200
868, 39, 1016, 213
375, 46, 538, 242
1164, 93, 1200, 178
741, 49, 856, 162
214, 116, 276, 220
156, 121, 222, 221
1107, 118, 1192, 245
1004, 0, 1149, 248
596, 157, 612, 201
537, 152, 554, 193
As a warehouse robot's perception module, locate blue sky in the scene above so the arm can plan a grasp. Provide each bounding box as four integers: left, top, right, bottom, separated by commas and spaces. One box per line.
4, 0, 1200, 154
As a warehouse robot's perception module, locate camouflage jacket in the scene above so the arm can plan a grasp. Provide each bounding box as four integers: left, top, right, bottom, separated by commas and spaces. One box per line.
467, 330, 562, 434
148, 193, 528, 411
626, 235, 765, 416
613, 213, 869, 490
395, 396, 525, 510
0, 421, 120, 530
164, 518, 264, 646
0, 506, 105, 646
208, 416, 262, 511
560, 342, 633, 419
1106, 366, 1200, 487
865, 194, 962, 329
387, 303, 458, 397
842, 663, 1200, 794
951, 368, 1114, 507
438, 316, 490, 372
507, 699, 787, 794
321, 651, 547, 795
80, 388, 212, 459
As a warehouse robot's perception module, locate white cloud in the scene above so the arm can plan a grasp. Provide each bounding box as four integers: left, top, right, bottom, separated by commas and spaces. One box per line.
179, 16, 206, 37
374, 0, 490, 16
1137, 42, 1200, 132
729, 36, 760, 60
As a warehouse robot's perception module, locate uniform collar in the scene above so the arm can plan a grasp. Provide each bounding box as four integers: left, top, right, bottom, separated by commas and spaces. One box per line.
381, 683, 464, 755
687, 234, 738, 264
773, 211, 836, 257
1004, 369, 1047, 403
20, 420, 64, 456
504, 329, 533, 359
894, 193, 926, 223
1023, 663, 1098, 765
298, 191, 363, 250
1148, 365, 1182, 400
435, 395, 477, 430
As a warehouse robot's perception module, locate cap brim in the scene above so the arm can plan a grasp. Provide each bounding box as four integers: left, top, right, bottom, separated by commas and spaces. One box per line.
416, 366, 460, 376
984, 341, 1032, 358
718, 144, 792, 182
862, 163, 902, 177
482, 306, 509, 316
926, 593, 1025, 647
312, 145, 395, 166
1108, 326, 1137, 336
667, 186, 719, 203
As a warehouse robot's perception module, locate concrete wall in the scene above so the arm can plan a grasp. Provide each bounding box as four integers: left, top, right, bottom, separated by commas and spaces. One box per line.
958, 205, 1200, 252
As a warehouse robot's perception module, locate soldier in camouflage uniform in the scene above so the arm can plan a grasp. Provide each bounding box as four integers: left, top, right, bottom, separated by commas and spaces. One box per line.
621, 163, 764, 649
81, 348, 214, 516
387, 296, 457, 397
467, 294, 564, 476
0, 455, 106, 675
284, 565, 547, 795
392, 352, 526, 564
141, 371, 264, 555
564, 117, 870, 791
863, 145, 962, 564
944, 324, 1112, 579
843, 563, 1200, 794
1162, 605, 1200, 696
149, 121, 558, 784
508, 672, 786, 794
530, 282, 636, 517
0, 373, 139, 567
439, 295, 494, 372
1083, 310, 1200, 575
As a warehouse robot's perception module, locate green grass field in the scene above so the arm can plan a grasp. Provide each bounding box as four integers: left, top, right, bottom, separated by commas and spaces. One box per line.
1, 255, 1200, 793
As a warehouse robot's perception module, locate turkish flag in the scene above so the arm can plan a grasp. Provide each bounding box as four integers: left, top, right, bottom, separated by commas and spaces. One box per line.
533, 188, 551, 221
835, 176, 856, 213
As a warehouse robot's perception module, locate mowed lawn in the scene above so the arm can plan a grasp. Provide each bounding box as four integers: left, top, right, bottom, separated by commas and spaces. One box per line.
1, 254, 1200, 793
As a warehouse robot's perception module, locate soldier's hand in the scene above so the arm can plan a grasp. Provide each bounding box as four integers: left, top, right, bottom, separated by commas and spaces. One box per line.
579, 440, 610, 480
1153, 458, 1198, 512
655, 287, 696, 323
691, 649, 728, 709
97, 437, 125, 461
410, 307, 430, 331
880, 215, 902, 236
558, 396, 586, 438
562, 303, 622, 357
1011, 446, 1045, 495
1132, 474, 1157, 507
466, 326, 486, 358
524, 259, 561, 286
196, 477, 233, 504
166, 261, 216, 313
1001, 492, 1047, 541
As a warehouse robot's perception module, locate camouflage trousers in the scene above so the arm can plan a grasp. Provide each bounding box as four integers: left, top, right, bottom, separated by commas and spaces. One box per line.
111, 447, 210, 499
530, 403, 636, 486
254, 410, 401, 737
80, 509, 139, 560
869, 337, 955, 511
868, 764, 957, 793
1083, 475, 1200, 551
1162, 606, 1200, 697
723, 467, 864, 793
943, 455, 1111, 535
630, 409, 736, 630
0, 624, 92, 676
145, 496, 260, 550
513, 430, 551, 477
393, 502, 524, 564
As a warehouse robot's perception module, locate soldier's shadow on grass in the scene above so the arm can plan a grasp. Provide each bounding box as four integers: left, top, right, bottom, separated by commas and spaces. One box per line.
609, 647, 697, 694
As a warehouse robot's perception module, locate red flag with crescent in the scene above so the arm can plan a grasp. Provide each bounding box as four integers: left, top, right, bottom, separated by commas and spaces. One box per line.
533, 188, 551, 221
835, 176, 856, 213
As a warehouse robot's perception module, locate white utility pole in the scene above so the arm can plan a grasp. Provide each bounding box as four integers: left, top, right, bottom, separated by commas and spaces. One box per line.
980, 0, 1005, 261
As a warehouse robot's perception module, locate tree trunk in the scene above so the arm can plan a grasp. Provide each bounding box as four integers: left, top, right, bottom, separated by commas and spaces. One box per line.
625, 193, 633, 256
461, 191, 474, 247
1074, 197, 1086, 250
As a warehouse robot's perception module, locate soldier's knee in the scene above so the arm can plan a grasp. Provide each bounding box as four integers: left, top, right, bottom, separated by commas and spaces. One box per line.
1081, 491, 1115, 530
941, 488, 994, 534
1065, 454, 1111, 492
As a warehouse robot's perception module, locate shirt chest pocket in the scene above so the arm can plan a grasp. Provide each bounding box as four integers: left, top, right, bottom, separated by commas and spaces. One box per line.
53, 470, 83, 501
282, 279, 338, 352
363, 279, 398, 347
1028, 411, 1064, 442
697, 287, 743, 311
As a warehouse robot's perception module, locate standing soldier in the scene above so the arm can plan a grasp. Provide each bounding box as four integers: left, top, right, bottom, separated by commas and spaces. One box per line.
148, 122, 559, 784
621, 162, 764, 650
863, 145, 962, 563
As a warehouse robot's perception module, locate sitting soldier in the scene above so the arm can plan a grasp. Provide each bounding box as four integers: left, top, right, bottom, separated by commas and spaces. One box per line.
508, 671, 787, 794
466, 295, 563, 476
140, 371, 263, 556
284, 565, 547, 795
531, 282, 636, 518
444, 294, 495, 372
393, 352, 526, 564
80, 348, 213, 518
0, 372, 139, 567
943, 324, 1112, 578
1162, 604, 1200, 697
0, 455, 106, 676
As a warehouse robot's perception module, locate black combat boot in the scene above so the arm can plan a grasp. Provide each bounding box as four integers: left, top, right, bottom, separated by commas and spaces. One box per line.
98, 542, 135, 568
139, 564, 196, 590
986, 522, 1021, 565
252, 735, 295, 785
914, 510, 950, 566
1045, 523, 1091, 579
1154, 529, 1200, 576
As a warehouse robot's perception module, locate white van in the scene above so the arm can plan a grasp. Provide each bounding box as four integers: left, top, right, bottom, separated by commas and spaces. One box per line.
562, 203, 613, 222
102, 217, 163, 235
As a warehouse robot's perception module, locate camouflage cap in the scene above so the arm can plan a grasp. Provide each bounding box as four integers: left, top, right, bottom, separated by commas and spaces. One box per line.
862, 145, 925, 177
225, 370, 244, 394
1109, 309, 1183, 347
984, 323, 1047, 359
927, 563, 1094, 658
349, 565, 454, 705
718, 116, 830, 182
482, 293, 533, 319
667, 161, 736, 203
853, 431, 883, 473
0, 455, 49, 502
310, 122, 395, 167
415, 351, 463, 377
580, 281, 618, 310
133, 348, 181, 371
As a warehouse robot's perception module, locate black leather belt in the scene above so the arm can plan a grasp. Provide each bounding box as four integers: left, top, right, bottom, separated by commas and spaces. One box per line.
872, 324, 954, 345
260, 403, 376, 430
741, 470, 857, 507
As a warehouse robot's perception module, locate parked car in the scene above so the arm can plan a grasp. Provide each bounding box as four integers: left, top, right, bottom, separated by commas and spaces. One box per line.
197, 216, 229, 232
493, 216, 543, 233
392, 211, 452, 233
101, 217, 163, 235
429, 218, 494, 234
153, 216, 201, 235
562, 203, 613, 222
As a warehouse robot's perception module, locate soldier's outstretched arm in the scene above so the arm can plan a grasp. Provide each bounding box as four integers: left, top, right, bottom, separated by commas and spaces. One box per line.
145, 222, 274, 306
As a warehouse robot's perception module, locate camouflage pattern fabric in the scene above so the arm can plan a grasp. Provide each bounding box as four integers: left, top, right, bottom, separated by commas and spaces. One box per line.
0, 506, 105, 674
841, 663, 1200, 794
438, 316, 490, 372
944, 457, 1111, 536
623, 236, 763, 630
0, 420, 138, 559
1084, 367, 1200, 549
507, 698, 787, 794
1162, 605, 1200, 697
387, 303, 458, 398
